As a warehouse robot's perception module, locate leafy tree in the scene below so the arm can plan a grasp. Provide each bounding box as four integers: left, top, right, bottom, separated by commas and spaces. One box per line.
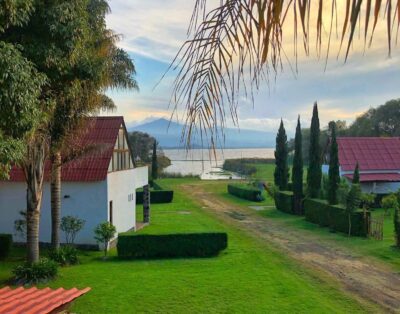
382, 193, 398, 216
328, 122, 340, 205
48, 0, 138, 250
274, 120, 289, 190
151, 141, 158, 180
292, 116, 303, 214
346, 184, 361, 237
94, 222, 116, 258
352, 162, 360, 184
128, 131, 156, 163
394, 205, 400, 248
307, 103, 322, 198
60, 216, 85, 245
167, 0, 396, 147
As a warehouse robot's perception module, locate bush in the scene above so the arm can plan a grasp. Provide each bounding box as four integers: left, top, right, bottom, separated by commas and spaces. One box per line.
60, 216, 85, 244
0, 234, 12, 260
48, 245, 79, 266
117, 232, 228, 259
227, 183, 264, 202
136, 190, 174, 204
304, 198, 369, 236
12, 258, 58, 284
275, 191, 294, 214
94, 222, 116, 257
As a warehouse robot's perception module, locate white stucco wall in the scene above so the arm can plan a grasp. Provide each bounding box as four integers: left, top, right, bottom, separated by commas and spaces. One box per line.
0, 180, 108, 245
106, 166, 148, 235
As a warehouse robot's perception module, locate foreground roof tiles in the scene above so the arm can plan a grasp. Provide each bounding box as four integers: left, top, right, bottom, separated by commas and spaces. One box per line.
8, 116, 125, 182
343, 173, 400, 182
0, 286, 90, 314
337, 137, 400, 172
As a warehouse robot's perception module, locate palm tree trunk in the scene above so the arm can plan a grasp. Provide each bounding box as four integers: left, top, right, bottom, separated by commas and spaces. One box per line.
25, 140, 46, 264
51, 150, 62, 249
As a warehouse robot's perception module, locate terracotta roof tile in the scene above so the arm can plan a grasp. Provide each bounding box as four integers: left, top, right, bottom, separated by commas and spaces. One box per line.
337, 137, 400, 171
343, 173, 400, 182
0, 286, 90, 314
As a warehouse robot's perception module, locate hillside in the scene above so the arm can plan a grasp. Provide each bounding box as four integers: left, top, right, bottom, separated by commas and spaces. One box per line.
129, 118, 275, 149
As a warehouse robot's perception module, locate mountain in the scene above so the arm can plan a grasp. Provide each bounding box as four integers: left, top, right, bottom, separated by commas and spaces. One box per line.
129, 118, 276, 149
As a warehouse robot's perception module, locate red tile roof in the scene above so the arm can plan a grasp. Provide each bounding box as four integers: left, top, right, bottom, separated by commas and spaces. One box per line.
343, 173, 400, 182
0, 286, 90, 314
337, 137, 400, 172
8, 116, 125, 182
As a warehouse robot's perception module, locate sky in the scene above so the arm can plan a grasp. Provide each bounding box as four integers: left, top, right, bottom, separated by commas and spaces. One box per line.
105, 0, 400, 136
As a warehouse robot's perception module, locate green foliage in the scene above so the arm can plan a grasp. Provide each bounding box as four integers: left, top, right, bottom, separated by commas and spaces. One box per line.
274, 119, 289, 190
12, 258, 58, 284
292, 116, 303, 214
136, 190, 174, 204
394, 206, 400, 248
275, 191, 294, 214
94, 222, 116, 257
227, 183, 264, 202
346, 184, 362, 236
151, 141, 158, 180
60, 216, 85, 244
382, 194, 398, 210
337, 178, 351, 206
222, 159, 257, 176
304, 199, 368, 236
307, 103, 322, 198
360, 193, 376, 210
0, 234, 12, 260
328, 122, 340, 205
352, 163, 360, 184
128, 131, 155, 162
117, 232, 228, 259
48, 245, 79, 266
346, 99, 400, 137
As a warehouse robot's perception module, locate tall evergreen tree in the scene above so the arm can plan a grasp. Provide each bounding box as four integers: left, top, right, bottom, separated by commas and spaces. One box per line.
352, 162, 360, 184
292, 116, 303, 214
274, 119, 289, 190
151, 141, 158, 180
328, 122, 340, 204
307, 103, 322, 198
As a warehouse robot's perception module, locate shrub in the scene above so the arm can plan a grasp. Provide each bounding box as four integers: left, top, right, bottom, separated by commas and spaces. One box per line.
48, 245, 79, 266
222, 159, 257, 176
117, 232, 228, 259
94, 222, 116, 257
136, 190, 174, 204
227, 183, 264, 202
274, 191, 294, 214
0, 234, 12, 260
60, 216, 85, 244
12, 258, 58, 284
304, 198, 368, 236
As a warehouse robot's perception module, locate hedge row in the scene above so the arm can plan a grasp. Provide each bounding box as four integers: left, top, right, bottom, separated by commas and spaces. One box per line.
227, 184, 264, 202
0, 234, 12, 259
274, 191, 294, 214
136, 190, 174, 204
117, 233, 228, 258
304, 198, 369, 236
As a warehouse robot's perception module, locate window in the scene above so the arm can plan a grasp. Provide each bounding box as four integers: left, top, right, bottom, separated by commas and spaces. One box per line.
109, 201, 113, 224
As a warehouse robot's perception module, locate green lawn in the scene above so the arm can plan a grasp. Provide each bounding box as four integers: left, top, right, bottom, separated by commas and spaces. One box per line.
205, 177, 400, 272
0, 178, 373, 313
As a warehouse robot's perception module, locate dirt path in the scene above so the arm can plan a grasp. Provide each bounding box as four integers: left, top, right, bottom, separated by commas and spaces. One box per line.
181, 183, 400, 313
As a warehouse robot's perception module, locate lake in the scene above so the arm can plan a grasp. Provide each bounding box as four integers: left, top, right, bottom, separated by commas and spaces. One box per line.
163, 148, 275, 179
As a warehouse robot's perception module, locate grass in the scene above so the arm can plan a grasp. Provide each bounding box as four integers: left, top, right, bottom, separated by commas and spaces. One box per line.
205, 171, 400, 272
0, 178, 372, 313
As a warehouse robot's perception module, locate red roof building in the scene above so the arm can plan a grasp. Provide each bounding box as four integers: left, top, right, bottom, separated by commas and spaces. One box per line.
0, 116, 149, 246
334, 137, 400, 194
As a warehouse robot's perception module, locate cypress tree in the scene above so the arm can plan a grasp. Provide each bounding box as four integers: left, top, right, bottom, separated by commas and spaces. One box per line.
328, 122, 340, 204
352, 162, 360, 184
274, 119, 289, 190
307, 102, 322, 198
292, 116, 303, 214
151, 141, 158, 180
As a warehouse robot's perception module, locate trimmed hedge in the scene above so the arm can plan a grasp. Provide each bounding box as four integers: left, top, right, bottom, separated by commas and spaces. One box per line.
227, 184, 264, 202
275, 191, 294, 214
0, 234, 12, 259
304, 198, 369, 236
117, 232, 228, 259
136, 190, 174, 204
